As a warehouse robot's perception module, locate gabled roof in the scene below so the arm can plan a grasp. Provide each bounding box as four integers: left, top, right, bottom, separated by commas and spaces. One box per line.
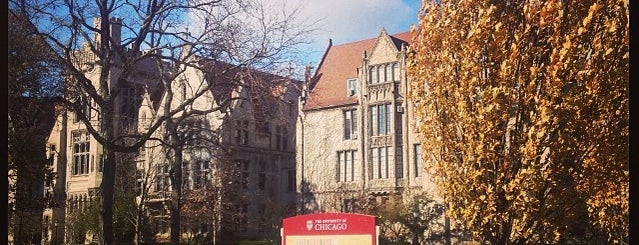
147, 59, 300, 126
200, 60, 300, 110
303, 31, 411, 111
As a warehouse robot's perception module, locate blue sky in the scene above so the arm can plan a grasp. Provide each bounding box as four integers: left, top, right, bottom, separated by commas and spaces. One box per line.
290, 0, 422, 68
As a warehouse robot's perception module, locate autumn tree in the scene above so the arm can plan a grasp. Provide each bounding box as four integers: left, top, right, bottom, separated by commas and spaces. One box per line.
12, 0, 314, 244
408, 0, 627, 244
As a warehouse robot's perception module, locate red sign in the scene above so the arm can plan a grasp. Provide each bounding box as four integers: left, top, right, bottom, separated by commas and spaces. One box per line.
282, 213, 377, 245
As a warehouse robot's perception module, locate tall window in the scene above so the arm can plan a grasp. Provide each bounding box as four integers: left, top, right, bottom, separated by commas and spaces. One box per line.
337, 150, 358, 182
370, 66, 377, 84
287, 170, 296, 192
371, 146, 392, 179
396, 147, 403, 178
275, 125, 288, 150
343, 109, 358, 140
371, 104, 391, 135
385, 64, 392, 82
193, 161, 211, 188
72, 131, 90, 175
347, 78, 358, 96
237, 160, 250, 189
393, 62, 400, 81
155, 165, 170, 192
258, 161, 266, 191
73, 97, 91, 123
119, 87, 141, 128
414, 144, 424, 177
235, 120, 249, 145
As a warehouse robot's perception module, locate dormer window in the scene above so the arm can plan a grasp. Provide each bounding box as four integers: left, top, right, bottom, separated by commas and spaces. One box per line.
347, 78, 358, 96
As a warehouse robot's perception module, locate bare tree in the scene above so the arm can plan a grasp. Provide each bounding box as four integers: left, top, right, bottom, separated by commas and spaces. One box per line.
12, 0, 315, 244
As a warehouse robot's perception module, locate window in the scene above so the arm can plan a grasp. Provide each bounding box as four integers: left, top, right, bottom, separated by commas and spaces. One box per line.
258, 161, 266, 191
98, 154, 104, 172
371, 146, 392, 179
414, 144, 424, 177
237, 204, 248, 232
377, 66, 383, 83
342, 199, 356, 213
343, 109, 358, 140
119, 87, 142, 128
287, 170, 296, 192
288, 101, 294, 116
48, 144, 56, 161
275, 125, 288, 150
72, 131, 90, 175
155, 165, 171, 192
257, 204, 267, 232
235, 120, 249, 145
193, 161, 211, 188
237, 160, 250, 189
337, 150, 358, 182
393, 63, 400, 81
347, 78, 358, 96
371, 104, 391, 135
283, 127, 288, 150
370, 66, 377, 83
396, 147, 403, 178
73, 97, 91, 123
385, 64, 392, 82
181, 118, 205, 145
396, 108, 404, 134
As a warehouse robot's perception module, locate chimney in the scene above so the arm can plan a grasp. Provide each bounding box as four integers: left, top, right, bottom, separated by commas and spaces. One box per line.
93, 17, 122, 47
304, 65, 313, 84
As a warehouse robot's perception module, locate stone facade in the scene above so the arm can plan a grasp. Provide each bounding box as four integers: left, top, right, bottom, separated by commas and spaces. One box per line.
297, 29, 442, 214
140, 57, 300, 242
43, 17, 300, 244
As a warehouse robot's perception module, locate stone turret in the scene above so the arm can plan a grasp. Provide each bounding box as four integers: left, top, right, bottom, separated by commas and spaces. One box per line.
93, 17, 122, 47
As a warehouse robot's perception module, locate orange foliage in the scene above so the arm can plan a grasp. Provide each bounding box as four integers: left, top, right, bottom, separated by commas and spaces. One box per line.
408, 0, 627, 243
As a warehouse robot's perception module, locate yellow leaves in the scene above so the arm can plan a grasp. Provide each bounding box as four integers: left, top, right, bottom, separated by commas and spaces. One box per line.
577, 27, 586, 36
559, 38, 572, 60
410, 0, 627, 243
604, 48, 614, 56
582, 2, 602, 29
529, 66, 539, 78
605, 20, 618, 33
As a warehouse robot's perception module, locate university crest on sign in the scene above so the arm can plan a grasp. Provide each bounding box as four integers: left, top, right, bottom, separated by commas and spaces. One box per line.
306, 220, 313, 231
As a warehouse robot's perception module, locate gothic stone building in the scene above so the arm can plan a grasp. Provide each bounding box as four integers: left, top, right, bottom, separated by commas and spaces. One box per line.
296, 29, 443, 216
139, 57, 300, 242
44, 17, 299, 244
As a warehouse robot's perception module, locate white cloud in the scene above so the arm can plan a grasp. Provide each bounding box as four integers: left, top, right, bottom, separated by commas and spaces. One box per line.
184, 0, 419, 76
279, 0, 419, 66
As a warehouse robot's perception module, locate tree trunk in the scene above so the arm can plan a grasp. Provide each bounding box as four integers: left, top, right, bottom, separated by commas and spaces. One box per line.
170, 141, 183, 245
133, 213, 140, 245
100, 150, 116, 245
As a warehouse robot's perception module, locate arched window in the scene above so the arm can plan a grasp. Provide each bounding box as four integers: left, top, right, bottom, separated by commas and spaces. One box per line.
385, 64, 392, 82
393, 63, 400, 81
377, 66, 383, 83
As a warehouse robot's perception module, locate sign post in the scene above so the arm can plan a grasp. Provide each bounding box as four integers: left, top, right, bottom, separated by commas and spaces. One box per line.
281, 213, 377, 245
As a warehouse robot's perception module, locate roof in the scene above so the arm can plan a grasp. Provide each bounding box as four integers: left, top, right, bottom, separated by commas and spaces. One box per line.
303, 31, 411, 111
149, 59, 300, 112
